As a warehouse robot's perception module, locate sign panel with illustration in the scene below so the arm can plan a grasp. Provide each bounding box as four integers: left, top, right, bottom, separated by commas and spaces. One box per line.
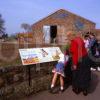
19, 47, 62, 65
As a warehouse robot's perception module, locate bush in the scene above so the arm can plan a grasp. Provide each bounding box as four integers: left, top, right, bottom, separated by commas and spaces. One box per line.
62, 43, 70, 52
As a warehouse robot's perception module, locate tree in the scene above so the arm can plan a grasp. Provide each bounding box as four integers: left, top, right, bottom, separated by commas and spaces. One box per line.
21, 23, 32, 32
0, 14, 5, 35
2, 33, 8, 39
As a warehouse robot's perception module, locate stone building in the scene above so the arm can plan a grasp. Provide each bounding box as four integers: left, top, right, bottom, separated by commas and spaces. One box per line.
17, 32, 35, 44
92, 29, 100, 41
32, 9, 96, 45
18, 9, 96, 44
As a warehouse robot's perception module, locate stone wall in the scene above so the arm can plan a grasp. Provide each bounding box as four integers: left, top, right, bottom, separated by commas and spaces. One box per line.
0, 62, 57, 100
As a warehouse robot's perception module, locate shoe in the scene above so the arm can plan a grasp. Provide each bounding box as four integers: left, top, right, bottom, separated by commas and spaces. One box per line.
91, 67, 96, 71
72, 88, 80, 94
49, 87, 54, 93
97, 67, 100, 71
83, 90, 88, 96
49, 87, 59, 94
60, 89, 65, 93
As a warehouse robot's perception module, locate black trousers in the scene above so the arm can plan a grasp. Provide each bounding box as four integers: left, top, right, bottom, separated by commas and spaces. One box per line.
88, 51, 100, 68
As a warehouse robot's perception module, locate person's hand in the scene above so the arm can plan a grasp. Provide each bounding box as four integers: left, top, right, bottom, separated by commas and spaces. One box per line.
73, 65, 77, 70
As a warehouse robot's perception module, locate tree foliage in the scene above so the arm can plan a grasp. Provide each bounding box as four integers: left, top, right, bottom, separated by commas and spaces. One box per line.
21, 23, 32, 32
0, 14, 5, 35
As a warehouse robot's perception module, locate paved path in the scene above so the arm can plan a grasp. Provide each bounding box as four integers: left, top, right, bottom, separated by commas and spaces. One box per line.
22, 71, 100, 100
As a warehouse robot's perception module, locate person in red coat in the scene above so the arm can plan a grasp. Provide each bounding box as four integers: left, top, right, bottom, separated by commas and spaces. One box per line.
67, 31, 91, 96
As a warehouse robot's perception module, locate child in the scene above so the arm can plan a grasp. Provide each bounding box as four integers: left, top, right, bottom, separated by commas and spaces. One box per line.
50, 50, 69, 93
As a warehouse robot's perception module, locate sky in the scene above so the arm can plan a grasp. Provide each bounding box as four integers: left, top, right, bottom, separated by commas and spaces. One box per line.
0, 0, 100, 35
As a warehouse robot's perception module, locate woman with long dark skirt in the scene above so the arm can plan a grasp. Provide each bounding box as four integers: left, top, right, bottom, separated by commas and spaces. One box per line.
67, 31, 91, 96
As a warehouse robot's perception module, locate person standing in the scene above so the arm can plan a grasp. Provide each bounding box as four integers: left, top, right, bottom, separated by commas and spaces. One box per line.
88, 33, 100, 71
83, 34, 90, 51
67, 31, 91, 96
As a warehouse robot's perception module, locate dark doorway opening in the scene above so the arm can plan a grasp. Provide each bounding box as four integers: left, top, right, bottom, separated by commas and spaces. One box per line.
50, 25, 57, 43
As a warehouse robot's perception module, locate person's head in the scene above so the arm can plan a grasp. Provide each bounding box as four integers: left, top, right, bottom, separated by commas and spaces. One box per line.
86, 32, 90, 35
84, 34, 89, 40
89, 33, 95, 39
66, 31, 76, 41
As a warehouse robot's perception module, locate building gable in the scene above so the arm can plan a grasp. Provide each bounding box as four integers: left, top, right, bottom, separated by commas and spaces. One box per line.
32, 9, 95, 27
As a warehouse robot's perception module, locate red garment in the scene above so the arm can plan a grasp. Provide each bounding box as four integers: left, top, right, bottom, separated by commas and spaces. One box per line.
70, 37, 87, 66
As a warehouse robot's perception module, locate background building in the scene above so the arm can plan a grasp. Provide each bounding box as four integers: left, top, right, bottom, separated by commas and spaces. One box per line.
32, 9, 95, 45
18, 9, 96, 44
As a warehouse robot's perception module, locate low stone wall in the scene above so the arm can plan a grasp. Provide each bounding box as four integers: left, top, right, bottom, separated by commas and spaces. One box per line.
0, 62, 57, 100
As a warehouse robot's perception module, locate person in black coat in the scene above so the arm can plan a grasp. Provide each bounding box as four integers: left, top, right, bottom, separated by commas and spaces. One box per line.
88, 33, 100, 71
